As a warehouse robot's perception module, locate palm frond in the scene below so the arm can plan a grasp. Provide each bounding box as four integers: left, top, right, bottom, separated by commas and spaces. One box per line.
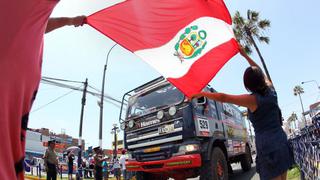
232, 11, 245, 26
258, 19, 271, 30
233, 28, 243, 41
250, 26, 260, 37
259, 36, 270, 44
247, 10, 260, 22
293, 86, 304, 95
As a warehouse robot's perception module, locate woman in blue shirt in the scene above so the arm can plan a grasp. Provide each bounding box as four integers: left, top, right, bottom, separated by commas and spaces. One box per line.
192, 46, 294, 180
102, 158, 109, 180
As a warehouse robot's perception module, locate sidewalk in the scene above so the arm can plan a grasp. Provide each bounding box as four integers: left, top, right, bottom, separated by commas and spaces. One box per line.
25, 175, 119, 180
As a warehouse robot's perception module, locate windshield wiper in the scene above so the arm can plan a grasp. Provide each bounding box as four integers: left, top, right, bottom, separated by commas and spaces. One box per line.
154, 104, 170, 110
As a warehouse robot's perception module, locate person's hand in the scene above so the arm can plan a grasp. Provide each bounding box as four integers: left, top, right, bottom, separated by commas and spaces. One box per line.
189, 92, 204, 101
237, 42, 247, 57
70, 16, 87, 27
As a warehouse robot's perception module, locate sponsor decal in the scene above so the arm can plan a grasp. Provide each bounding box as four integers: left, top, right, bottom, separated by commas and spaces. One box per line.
140, 119, 161, 128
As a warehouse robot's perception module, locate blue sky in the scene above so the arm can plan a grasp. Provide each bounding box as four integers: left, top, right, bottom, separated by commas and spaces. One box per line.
29, 0, 320, 149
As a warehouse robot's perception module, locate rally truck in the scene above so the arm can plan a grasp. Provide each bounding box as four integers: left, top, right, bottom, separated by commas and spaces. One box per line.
119, 77, 252, 180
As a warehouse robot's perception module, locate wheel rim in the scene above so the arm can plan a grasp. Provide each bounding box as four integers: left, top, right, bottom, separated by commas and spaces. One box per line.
217, 160, 224, 178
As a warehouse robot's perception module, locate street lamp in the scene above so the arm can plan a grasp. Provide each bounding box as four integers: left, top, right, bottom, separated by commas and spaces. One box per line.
111, 123, 120, 159
98, 44, 117, 148
301, 80, 320, 90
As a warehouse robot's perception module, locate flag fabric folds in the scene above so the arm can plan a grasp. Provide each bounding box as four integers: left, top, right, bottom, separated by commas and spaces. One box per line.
87, 0, 239, 97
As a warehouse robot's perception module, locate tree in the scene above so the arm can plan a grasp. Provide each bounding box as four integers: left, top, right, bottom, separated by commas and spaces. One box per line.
233, 10, 272, 82
293, 85, 307, 125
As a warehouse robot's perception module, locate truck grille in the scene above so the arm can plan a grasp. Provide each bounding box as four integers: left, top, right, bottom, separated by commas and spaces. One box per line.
136, 150, 171, 162
126, 117, 183, 149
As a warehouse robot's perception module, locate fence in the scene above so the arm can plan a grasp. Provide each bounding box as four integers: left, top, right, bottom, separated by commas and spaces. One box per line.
289, 116, 320, 180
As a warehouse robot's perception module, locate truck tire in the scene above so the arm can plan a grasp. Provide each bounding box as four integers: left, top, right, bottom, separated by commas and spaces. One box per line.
200, 147, 228, 180
240, 145, 252, 172
136, 172, 168, 180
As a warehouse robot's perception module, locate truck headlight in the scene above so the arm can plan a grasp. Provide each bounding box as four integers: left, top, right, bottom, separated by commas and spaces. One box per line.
128, 120, 134, 128
120, 123, 126, 130
168, 106, 177, 116
178, 144, 199, 154
157, 110, 164, 119
127, 152, 133, 160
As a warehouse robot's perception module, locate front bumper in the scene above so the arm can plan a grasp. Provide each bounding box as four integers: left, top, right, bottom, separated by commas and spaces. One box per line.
126, 154, 201, 172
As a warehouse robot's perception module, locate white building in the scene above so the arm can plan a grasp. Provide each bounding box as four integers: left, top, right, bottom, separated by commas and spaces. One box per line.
25, 130, 50, 158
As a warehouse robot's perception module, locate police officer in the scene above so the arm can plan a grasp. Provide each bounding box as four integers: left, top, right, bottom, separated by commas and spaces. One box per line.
43, 140, 58, 180
93, 146, 106, 180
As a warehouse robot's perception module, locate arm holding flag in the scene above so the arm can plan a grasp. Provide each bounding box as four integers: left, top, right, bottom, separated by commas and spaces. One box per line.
238, 44, 259, 68
191, 45, 264, 112
192, 92, 257, 112
239, 44, 273, 85
45, 16, 86, 33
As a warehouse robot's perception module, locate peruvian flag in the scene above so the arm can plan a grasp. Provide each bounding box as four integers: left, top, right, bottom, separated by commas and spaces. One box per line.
87, 0, 239, 97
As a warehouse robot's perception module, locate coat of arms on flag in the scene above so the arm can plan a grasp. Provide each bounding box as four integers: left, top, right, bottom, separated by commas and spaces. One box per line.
87, 0, 239, 97
174, 25, 207, 63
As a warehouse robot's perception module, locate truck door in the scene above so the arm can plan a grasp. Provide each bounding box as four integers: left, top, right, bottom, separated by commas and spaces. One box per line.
193, 97, 224, 138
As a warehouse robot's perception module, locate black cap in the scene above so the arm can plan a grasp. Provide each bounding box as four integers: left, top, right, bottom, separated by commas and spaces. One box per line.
93, 146, 101, 152
48, 140, 56, 145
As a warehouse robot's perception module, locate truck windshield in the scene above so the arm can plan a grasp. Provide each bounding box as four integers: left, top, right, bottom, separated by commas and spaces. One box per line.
127, 84, 184, 118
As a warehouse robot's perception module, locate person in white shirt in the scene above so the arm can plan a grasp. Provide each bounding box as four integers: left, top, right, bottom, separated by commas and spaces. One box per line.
113, 158, 121, 180
119, 150, 127, 180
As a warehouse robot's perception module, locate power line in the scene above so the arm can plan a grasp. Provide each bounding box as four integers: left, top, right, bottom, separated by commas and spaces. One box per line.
87, 85, 101, 93
280, 91, 320, 109
42, 76, 84, 84
31, 88, 78, 113
40, 78, 126, 107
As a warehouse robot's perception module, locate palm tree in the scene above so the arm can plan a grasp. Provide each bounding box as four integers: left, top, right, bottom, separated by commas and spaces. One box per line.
233, 10, 272, 82
293, 85, 307, 125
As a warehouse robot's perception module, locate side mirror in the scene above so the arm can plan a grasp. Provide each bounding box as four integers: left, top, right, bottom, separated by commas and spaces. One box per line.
195, 96, 207, 106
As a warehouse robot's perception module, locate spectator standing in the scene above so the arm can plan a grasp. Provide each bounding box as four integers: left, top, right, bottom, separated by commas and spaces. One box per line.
43, 140, 58, 180
119, 150, 127, 180
102, 157, 109, 180
0, 0, 86, 178
113, 158, 121, 180
89, 157, 95, 178
83, 158, 89, 178
67, 151, 75, 180
93, 147, 107, 180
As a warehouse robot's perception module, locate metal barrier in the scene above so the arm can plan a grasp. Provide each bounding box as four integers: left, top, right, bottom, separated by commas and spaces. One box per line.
289, 117, 320, 180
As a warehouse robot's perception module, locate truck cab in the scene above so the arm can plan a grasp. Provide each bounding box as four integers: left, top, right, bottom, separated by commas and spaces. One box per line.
119, 77, 252, 180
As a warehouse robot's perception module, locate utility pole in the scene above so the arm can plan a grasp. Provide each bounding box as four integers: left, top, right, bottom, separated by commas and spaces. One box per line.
79, 78, 88, 146
111, 124, 120, 159
78, 78, 87, 180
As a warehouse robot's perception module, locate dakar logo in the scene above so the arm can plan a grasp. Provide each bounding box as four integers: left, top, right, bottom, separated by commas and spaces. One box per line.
174, 25, 207, 62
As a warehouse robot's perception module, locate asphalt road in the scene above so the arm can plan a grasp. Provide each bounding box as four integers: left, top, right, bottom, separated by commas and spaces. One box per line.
187, 161, 259, 180
229, 163, 259, 180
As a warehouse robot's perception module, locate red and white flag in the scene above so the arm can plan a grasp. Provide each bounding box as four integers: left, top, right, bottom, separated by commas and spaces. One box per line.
87, 0, 239, 97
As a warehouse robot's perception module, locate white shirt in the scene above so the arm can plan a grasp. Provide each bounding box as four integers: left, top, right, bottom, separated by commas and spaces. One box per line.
119, 155, 126, 170
113, 160, 121, 169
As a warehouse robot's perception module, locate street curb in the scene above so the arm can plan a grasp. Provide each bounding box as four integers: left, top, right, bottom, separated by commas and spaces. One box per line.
25, 176, 46, 180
